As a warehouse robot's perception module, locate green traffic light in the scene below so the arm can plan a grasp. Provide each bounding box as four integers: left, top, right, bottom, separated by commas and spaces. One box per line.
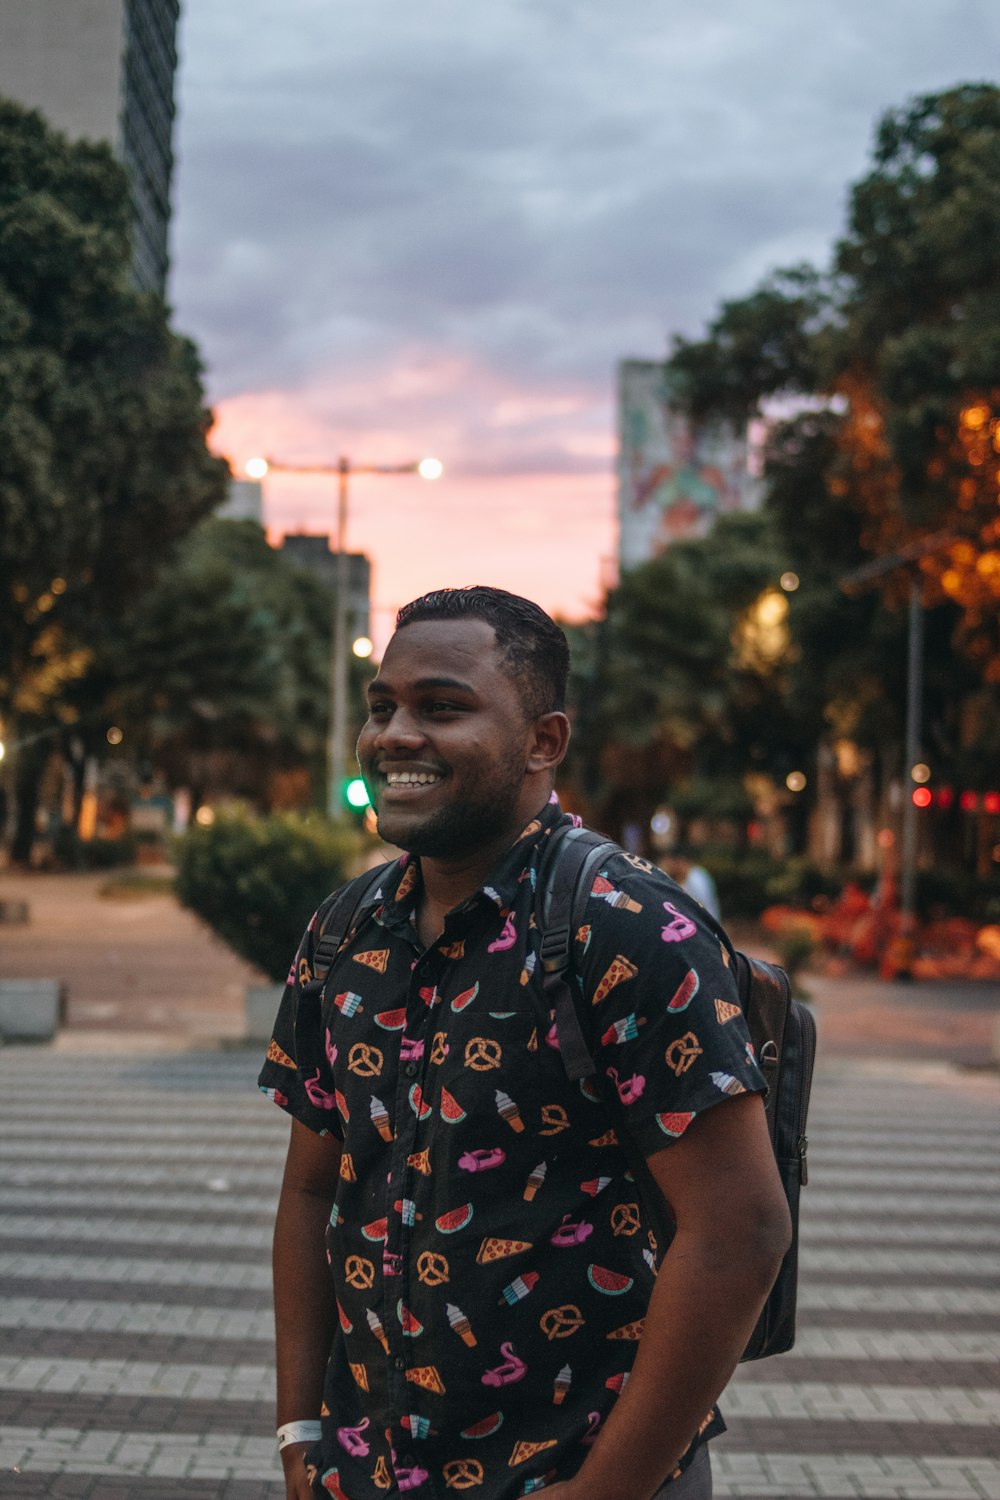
344, 777, 371, 809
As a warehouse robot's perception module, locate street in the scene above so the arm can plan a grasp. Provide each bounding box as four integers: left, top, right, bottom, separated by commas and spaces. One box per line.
0, 874, 998, 1497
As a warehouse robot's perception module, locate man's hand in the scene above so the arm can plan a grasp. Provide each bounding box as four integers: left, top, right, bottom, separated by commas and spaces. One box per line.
281, 1439, 316, 1498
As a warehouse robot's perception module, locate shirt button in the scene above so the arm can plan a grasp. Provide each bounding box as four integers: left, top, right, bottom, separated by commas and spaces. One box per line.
404, 1061, 419, 1078
394, 1356, 406, 1371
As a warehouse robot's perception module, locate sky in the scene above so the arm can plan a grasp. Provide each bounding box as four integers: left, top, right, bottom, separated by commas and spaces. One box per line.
170, 0, 999, 646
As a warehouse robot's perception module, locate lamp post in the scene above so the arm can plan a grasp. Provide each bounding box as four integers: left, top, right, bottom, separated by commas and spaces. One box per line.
840, 528, 958, 972
246, 454, 443, 819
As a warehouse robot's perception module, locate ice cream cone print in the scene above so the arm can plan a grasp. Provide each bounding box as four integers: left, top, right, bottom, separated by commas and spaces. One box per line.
523, 1162, 547, 1200
366, 1307, 389, 1353
711, 1070, 747, 1096
495, 1088, 524, 1132
446, 1301, 477, 1347
553, 1364, 571, 1405
370, 1095, 393, 1142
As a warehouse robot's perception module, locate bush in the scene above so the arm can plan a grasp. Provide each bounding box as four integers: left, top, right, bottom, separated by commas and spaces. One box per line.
175, 809, 365, 981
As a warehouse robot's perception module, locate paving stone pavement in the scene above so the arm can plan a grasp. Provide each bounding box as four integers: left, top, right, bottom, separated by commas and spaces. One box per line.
0, 1048, 997, 1500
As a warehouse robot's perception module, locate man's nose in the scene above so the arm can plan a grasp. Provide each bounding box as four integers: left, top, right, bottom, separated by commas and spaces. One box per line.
374, 708, 426, 748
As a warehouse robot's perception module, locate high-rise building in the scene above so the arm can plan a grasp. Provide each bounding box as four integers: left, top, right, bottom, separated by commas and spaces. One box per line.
0, 0, 180, 294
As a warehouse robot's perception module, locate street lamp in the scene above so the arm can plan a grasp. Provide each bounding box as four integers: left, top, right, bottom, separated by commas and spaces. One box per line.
246, 453, 443, 819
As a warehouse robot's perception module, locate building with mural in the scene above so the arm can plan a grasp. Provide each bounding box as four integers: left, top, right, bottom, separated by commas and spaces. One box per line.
617, 359, 759, 568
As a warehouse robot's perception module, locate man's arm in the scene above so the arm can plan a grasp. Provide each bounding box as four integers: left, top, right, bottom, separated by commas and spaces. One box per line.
273, 1117, 342, 1499
554, 1092, 791, 1500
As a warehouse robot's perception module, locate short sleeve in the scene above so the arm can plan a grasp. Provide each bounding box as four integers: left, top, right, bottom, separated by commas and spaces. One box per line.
574, 851, 767, 1158
256, 899, 344, 1139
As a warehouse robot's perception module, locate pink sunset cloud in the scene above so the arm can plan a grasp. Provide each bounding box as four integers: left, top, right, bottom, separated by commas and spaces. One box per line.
208, 358, 618, 650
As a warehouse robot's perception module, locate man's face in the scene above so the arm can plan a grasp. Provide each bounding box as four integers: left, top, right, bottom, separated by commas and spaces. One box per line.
357, 617, 537, 859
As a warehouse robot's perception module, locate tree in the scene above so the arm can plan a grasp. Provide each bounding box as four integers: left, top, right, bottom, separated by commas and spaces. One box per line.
0, 100, 228, 858
654, 85, 1000, 867
669, 85, 1000, 661
566, 513, 803, 844
98, 518, 335, 808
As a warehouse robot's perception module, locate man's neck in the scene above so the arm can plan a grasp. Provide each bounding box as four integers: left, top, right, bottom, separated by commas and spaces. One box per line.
412, 797, 551, 947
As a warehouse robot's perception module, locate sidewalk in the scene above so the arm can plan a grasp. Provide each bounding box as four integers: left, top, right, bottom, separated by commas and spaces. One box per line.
0, 870, 267, 1042
2, 869, 997, 1066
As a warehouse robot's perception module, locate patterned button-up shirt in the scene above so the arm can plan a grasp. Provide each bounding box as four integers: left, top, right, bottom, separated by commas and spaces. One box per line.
258, 797, 766, 1500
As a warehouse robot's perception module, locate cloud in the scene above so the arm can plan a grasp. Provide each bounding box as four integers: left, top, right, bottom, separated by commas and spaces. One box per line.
172, 0, 999, 615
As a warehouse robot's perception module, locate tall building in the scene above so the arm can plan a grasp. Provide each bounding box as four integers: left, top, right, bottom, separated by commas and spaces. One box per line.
0, 0, 180, 294
280, 536, 372, 641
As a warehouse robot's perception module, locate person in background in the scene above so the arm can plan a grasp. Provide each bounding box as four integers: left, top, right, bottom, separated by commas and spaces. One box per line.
664, 847, 721, 923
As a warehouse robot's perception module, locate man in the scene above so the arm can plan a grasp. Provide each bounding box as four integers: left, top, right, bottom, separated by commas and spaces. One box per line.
259, 586, 790, 1500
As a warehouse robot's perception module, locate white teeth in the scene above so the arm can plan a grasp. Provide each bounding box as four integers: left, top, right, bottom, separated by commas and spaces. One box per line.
385, 771, 442, 786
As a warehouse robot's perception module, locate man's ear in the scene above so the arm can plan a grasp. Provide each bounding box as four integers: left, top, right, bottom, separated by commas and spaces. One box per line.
526, 711, 571, 774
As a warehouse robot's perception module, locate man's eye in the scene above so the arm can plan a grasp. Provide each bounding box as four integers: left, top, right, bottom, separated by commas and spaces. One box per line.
427, 701, 460, 713
368, 701, 393, 717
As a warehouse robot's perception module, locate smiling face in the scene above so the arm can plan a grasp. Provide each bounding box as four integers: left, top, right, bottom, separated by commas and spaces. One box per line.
357, 617, 556, 861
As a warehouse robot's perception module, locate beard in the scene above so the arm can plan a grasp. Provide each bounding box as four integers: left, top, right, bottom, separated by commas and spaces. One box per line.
374, 752, 527, 860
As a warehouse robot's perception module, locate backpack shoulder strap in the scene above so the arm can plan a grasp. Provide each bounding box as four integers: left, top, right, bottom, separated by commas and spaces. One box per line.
312, 861, 394, 979
536, 824, 619, 1080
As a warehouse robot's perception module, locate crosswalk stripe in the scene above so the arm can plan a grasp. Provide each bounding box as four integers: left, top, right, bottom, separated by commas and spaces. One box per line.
4, 1250, 999, 1311
0, 1297, 270, 1341
4, 1427, 995, 1491
712, 1452, 1000, 1498
719, 1379, 1000, 1424
0, 1425, 281, 1481
3, 1355, 998, 1428
2, 1299, 996, 1363
3, 1215, 997, 1276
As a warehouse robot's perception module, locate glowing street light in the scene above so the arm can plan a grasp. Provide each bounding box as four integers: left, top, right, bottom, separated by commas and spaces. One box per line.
248, 452, 443, 818
352, 635, 374, 659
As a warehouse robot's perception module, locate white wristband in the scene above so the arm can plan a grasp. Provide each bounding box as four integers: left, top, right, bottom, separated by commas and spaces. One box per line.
277, 1420, 322, 1449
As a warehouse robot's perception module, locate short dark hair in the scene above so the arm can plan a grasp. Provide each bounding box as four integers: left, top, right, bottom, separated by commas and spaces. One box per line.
395, 586, 569, 719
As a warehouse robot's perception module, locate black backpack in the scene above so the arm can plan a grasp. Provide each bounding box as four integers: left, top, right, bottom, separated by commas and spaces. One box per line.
535, 823, 816, 1362
310, 827, 817, 1361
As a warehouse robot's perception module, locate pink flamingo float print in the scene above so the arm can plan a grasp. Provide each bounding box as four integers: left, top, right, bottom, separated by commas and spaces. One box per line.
488, 914, 517, 952
482, 1341, 527, 1386
661, 903, 696, 943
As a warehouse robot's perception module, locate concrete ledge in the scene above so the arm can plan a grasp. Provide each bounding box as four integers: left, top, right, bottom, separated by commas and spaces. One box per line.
245, 983, 284, 1041
0, 979, 66, 1042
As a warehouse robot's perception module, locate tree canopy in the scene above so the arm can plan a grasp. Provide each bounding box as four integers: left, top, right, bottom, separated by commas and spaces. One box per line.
0, 99, 228, 734
571, 85, 1000, 857
669, 84, 1000, 652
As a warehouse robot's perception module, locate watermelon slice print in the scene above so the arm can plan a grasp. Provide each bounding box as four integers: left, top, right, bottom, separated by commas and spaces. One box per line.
374, 1008, 406, 1031
408, 1083, 431, 1119
587, 1265, 634, 1296
667, 969, 699, 1011
440, 1087, 466, 1123
460, 1412, 503, 1439
436, 1203, 474, 1234
451, 982, 480, 1012
656, 1111, 696, 1137
361, 1217, 388, 1242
